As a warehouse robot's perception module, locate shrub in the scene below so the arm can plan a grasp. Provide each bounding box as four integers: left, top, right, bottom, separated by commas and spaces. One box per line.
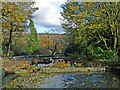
53, 60, 70, 68
93, 47, 116, 60
74, 62, 82, 67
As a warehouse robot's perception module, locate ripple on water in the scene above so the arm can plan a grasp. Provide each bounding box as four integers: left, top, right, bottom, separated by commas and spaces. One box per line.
41, 72, 120, 88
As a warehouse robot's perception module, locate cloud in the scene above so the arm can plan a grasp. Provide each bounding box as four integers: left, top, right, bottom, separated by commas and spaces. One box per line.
35, 23, 65, 34
48, 26, 65, 34
32, 0, 66, 27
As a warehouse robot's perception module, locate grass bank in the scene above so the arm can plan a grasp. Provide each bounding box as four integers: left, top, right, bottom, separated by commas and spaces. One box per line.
38, 67, 105, 74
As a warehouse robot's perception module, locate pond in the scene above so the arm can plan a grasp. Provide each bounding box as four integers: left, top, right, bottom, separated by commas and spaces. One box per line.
41, 72, 120, 88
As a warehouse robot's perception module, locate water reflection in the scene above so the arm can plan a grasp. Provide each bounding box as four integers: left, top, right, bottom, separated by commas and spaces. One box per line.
42, 72, 120, 88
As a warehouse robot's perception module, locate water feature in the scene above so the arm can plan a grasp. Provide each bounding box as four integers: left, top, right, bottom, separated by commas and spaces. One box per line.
41, 72, 120, 88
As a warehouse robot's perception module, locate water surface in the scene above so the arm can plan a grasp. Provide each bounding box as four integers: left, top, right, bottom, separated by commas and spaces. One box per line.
41, 72, 120, 88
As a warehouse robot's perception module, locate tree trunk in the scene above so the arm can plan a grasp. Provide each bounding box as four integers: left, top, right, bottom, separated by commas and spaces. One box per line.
116, 30, 120, 62
6, 29, 12, 56
115, 2, 119, 63
116, 27, 119, 63
52, 44, 57, 55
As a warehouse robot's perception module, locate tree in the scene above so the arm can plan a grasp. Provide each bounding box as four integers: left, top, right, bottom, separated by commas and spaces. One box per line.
47, 34, 66, 55
28, 19, 38, 55
2, 2, 38, 56
60, 2, 120, 62
38, 34, 66, 55
12, 32, 29, 55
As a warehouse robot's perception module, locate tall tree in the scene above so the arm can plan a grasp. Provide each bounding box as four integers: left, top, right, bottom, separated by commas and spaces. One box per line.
60, 2, 120, 62
2, 2, 38, 56
28, 19, 38, 55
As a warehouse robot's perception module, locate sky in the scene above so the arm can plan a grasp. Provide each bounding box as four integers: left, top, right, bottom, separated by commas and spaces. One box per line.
32, 0, 66, 34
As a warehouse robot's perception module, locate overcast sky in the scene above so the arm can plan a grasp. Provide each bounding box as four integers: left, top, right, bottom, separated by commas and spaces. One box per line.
32, 0, 66, 33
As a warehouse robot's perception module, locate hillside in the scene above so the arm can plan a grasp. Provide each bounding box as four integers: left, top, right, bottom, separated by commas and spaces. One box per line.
37, 33, 67, 54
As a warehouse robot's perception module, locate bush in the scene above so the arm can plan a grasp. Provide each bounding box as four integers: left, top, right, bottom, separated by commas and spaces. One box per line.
68, 53, 81, 60
74, 62, 82, 67
93, 47, 116, 60
100, 59, 117, 65
53, 60, 70, 68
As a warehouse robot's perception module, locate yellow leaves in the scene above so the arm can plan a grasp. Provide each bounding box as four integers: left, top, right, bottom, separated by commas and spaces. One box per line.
69, 5, 79, 11
83, 11, 88, 17
2, 2, 29, 30
89, 24, 95, 29
65, 11, 70, 16
53, 60, 70, 68
2, 3, 16, 15
7, 8, 12, 12
88, 23, 103, 30
2, 21, 12, 30
74, 62, 82, 67
71, 14, 78, 17
100, 9, 106, 12
95, 12, 100, 17
114, 37, 117, 50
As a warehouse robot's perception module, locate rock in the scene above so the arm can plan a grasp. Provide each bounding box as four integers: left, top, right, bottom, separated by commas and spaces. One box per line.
88, 68, 90, 72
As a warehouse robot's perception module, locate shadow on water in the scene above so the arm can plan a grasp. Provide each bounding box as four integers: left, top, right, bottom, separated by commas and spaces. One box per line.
41, 72, 120, 88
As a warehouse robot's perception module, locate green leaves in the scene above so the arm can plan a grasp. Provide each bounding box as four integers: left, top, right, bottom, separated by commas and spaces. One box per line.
61, 2, 119, 61
28, 19, 38, 55
2, 2, 38, 56
93, 47, 116, 60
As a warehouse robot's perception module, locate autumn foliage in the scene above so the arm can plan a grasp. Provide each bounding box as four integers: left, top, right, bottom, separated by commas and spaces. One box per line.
53, 60, 70, 68
38, 34, 66, 54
